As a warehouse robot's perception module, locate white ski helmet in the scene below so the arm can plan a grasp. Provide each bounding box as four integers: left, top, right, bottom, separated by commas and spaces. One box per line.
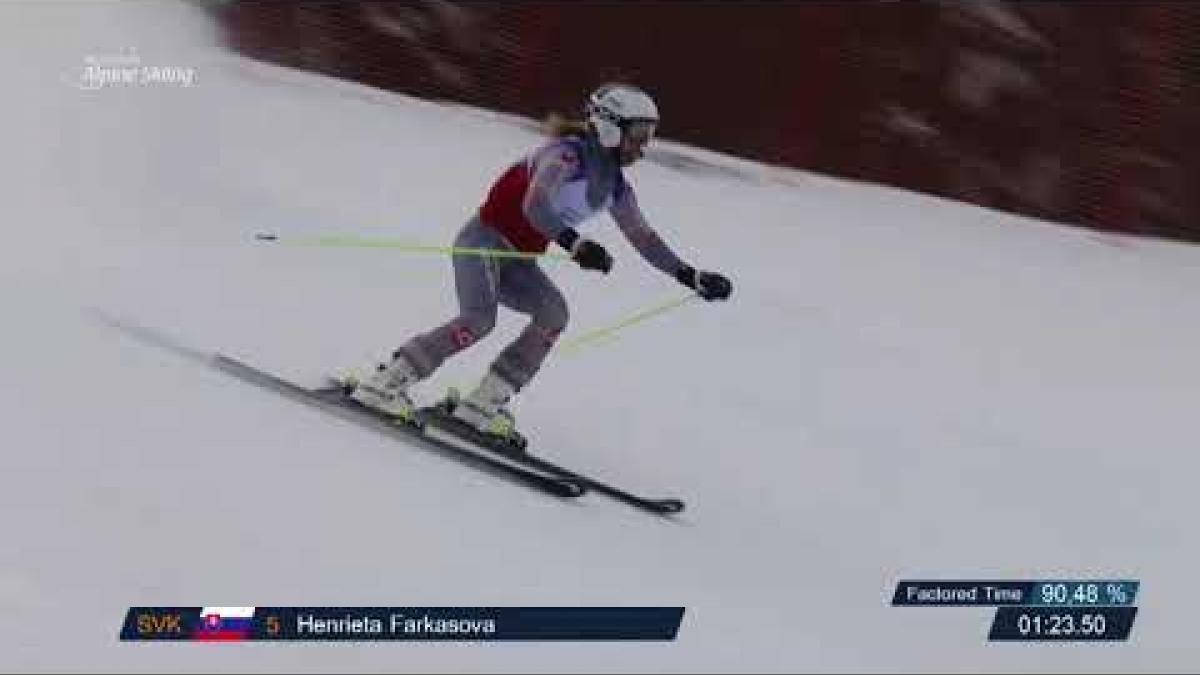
585, 83, 659, 148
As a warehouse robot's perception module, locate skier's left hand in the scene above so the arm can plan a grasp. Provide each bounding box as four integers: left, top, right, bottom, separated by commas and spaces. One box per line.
676, 266, 733, 301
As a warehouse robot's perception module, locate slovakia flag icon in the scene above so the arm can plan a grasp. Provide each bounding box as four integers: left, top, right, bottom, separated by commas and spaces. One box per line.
194, 606, 255, 641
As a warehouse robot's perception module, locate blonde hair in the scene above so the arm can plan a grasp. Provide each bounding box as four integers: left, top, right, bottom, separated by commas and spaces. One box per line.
542, 112, 590, 138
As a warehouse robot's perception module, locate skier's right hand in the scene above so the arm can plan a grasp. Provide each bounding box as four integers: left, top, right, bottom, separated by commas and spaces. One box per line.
556, 227, 613, 274
571, 239, 613, 274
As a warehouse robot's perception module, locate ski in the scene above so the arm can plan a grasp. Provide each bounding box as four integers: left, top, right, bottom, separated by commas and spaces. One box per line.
420, 401, 686, 516
210, 355, 587, 499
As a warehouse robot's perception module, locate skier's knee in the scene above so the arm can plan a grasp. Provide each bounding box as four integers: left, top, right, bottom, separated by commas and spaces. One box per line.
451, 310, 496, 348
467, 310, 497, 336
540, 293, 570, 332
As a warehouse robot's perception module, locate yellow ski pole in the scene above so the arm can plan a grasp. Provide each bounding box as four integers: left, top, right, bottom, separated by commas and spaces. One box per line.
257, 233, 699, 355
556, 293, 699, 356
255, 233, 572, 261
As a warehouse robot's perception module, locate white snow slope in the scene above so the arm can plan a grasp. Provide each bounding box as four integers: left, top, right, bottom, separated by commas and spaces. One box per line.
2, 2, 1198, 673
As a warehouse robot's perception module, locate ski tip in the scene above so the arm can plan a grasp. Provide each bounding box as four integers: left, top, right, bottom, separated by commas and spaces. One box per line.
255, 233, 278, 241
651, 499, 686, 515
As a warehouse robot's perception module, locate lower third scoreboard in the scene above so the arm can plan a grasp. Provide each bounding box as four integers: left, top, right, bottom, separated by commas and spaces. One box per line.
892, 579, 1139, 641
120, 607, 684, 642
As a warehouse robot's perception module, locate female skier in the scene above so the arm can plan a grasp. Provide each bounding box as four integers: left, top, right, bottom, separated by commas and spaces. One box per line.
350, 83, 733, 445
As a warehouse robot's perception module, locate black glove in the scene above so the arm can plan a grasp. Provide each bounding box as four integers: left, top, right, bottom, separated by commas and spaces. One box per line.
557, 228, 613, 274
572, 240, 613, 274
676, 265, 733, 301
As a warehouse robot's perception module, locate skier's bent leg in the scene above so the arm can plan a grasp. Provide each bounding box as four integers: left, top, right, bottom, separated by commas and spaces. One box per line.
451, 317, 564, 444
396, 308, 497, 378
491, 279, 569, 390
451, 263, 568, 441
393, 217, 505, 378
352, 218, 502, 417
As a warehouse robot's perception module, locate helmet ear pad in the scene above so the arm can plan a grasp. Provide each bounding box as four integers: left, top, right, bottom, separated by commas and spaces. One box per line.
589, 112, 623, 148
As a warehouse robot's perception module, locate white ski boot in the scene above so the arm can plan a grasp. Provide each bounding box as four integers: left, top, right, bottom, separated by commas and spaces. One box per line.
451, 371, 526, 449
349, 354, 420, 422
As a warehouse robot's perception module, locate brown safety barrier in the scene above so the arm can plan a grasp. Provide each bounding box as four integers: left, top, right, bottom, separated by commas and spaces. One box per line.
219, 1, 1200, 243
